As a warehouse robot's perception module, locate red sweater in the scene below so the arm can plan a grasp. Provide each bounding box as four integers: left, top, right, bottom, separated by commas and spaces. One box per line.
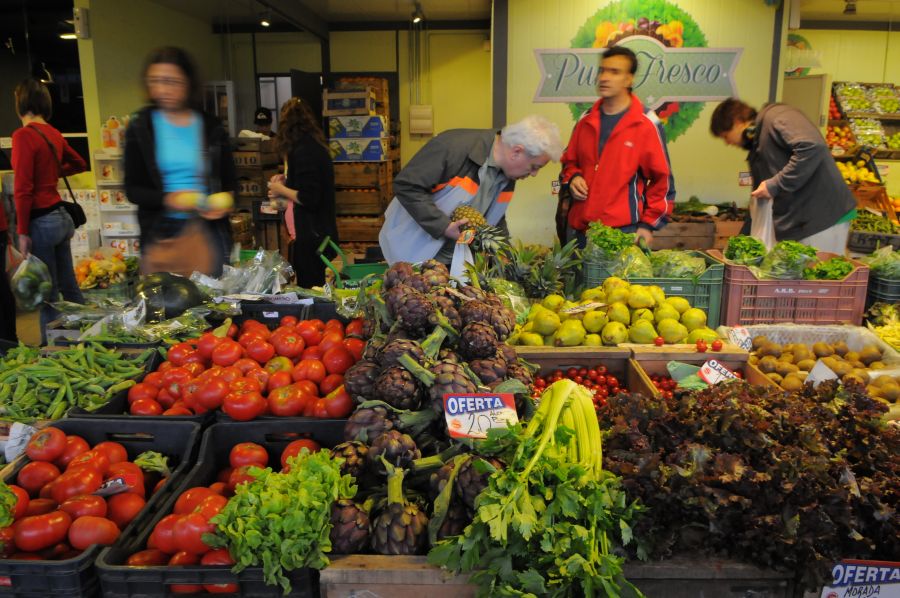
560, 95, 675, 231
12, 123, 87, 235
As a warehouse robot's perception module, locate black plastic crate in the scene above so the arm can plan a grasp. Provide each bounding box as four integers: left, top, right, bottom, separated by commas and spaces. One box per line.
236, 301, 310, 329
96, 420, 345, 597
306, 299, 350, 324
0, 418, 201, 598
848, 230, 900, 253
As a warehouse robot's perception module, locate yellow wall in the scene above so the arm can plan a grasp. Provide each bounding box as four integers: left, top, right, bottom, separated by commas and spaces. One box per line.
505, 0, 784, 245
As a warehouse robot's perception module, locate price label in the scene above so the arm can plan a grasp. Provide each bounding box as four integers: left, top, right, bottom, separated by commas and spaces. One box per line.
807, 360, 839, 387
727, 326, 753, 351
458, 229, 475, 245
93, 476, 132, 497
443, 393, 518, 440
264, 293, 302, 305
820, 560, 900, 598
698, 359, 738, 385
4, 423, 38, 462
551, 180, 561, 195
559, 301, 606, 315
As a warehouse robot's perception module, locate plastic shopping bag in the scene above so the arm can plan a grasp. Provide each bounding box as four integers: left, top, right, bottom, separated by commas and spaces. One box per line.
749, 196, 777, 251
5, 236, 24, 275
11, 254, 53, 311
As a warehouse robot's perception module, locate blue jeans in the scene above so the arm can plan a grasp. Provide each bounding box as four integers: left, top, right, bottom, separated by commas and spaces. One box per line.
29, 208, 83, 344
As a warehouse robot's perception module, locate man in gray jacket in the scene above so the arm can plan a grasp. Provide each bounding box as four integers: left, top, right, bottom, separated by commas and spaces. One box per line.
378, 115, 562, 265
710, 98, 856, 253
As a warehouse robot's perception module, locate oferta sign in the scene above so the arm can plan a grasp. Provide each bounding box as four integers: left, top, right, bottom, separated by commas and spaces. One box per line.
533, 0, 743, 141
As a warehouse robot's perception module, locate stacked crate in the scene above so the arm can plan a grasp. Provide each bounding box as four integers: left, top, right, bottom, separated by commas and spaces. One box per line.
231, 137, 286, 258
327, 77, 397, 255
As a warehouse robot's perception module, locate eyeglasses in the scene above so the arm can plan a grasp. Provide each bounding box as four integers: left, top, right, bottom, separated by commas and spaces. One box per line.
145, 76, 187, 88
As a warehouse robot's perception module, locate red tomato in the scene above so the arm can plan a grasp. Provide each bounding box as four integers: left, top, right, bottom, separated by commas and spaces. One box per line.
229, 443, 269, 469
319, 374, 344, 396
25, 427, 67, 462
163, 406, 193, 416
161, 367, 192, 399
197, 331, 225, 359
324, 318, 345, 332
267, 370, 293, 393
229, 377, 263, 395
322, 346, 354, 376
238, 331, 265, 349
223, 391, 266, 422
296, 322, 323, 347
227, 466, 256, 494
216, 366, 243, 384
59, 495, 108, 519
265, 355, 294, 374
301, 345, 324, 361
143, 371, 164, 389
9, 485, 29, 519
25, 498, 58, 516
130, 398, 163, 416
17, 461, 61, 496
211, 339, 243, 367
344, 318, 364, 338
240, 320, 270, 339
294, 379, 319, 397
291, 359, 326, 384
194, 378, 230, 411
156, 361, 173, 374
51, 467, 104, 504
173, 513, 214, 554
232, 357, 260, 375
127, 548, 170, 566
174, 487, 215, 515
246, 339, 276, 364
280, 315, 299, 328
156, 389, 177, 410
182, 361, 206, 377
15, 511, 72, 552
244, 367, 270, 389
711, 339, 724, 352
148, 513, 182, 554
169, 550, 200, 565
280, 439, 321, 469
38, 478, 58, 499
166, 342, 195, 367
192, 494, 227, 521
68, 515, 119, 550
208, 482, 227, 496
342, 337, 365, 362
267, 385, 308, 417
107, 492, 146, 529
107, 462, 145, 497
318, 331, 344, 354
53, 436, 90, 470
0, 526, 14, 558
271, 332, 305, 359
322, 385, 353, 418
93, 441, 128, 465
127, 382, 159, 405
201, 549, 238, 593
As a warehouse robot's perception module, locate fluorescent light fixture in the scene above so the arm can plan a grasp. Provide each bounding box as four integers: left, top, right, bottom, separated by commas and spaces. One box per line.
59, 33, 77, 40
260, 18, 270, 27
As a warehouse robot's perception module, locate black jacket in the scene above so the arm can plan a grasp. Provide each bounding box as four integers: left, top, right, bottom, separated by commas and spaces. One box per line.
124, 106, 237, 252
287, 133, 338, 251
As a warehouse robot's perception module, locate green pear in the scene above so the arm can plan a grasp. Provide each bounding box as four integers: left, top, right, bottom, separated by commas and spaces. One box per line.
555, 319, 586, 346
664, 296, 691, 315
601, 321, 628, 346
607, 302, 631, 325
584, 333, 602, 346
559, 301, 584, 321
654, 303, 680, 324
631, 308, 654, 325
680, 308, 708, 332
606, 287, 630, 305
526, 303, 550, 321
657, 318, 688, 344
580, 287, 606, 302
647, 285, 666, 305
602, 276, 630, 295
686, 327, 720, 344
519, 332, 544, 346
628, 319, 659, 344
583, 310, 608, 333
627, 286, 655, 309
532, 310, 561, 336
541, 294, 566, 312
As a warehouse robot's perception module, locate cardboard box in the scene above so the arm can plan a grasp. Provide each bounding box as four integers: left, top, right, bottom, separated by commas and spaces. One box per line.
323, 87, 377, 116
329, 138, 389, 162
328, 115, 388, 138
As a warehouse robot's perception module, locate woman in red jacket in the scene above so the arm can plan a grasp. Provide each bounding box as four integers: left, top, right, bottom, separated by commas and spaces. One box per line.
12, 79, 87, 343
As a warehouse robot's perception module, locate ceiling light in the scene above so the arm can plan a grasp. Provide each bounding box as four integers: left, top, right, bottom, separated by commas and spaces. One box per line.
59, 33, 77, 40
260, 17, 271, 27
260, 9, 272, 27
411, 2, 424, 24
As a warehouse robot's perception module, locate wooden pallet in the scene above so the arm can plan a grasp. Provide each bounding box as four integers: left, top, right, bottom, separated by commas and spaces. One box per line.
334, 161, 392, 189
336, 215, 384, 242
650, 222, 715, 250
335, 188, 389, 216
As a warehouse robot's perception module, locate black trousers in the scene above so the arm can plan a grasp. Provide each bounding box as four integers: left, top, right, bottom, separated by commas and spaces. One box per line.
0, 233, 19, 342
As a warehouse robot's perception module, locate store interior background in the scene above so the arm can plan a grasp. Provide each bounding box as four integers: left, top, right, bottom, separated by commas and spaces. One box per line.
1, 0, 898, 344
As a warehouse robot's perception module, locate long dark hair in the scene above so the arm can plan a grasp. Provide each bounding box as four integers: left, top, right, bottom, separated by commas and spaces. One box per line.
142, 46, 204, 111
274, 97, 327, 156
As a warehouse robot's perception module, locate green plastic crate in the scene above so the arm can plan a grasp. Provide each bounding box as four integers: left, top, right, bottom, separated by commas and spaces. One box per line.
583, 251, 725, 327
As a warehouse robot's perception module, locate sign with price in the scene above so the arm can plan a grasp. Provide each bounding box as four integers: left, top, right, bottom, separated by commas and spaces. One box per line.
698, 359, 739, 385
443, 393, 519, 440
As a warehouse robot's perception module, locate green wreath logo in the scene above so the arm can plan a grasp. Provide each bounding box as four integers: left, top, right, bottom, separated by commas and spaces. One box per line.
569, 0, 708, 141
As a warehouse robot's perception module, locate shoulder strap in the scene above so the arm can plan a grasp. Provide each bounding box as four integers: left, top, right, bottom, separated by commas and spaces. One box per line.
27, 124, 78, 205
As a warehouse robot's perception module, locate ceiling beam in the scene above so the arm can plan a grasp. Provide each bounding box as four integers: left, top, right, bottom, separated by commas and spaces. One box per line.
257, 0, 328, 40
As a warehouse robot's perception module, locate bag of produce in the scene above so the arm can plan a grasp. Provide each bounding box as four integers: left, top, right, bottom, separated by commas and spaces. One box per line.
583, 222, 635, 263
724, 235, 767, 265
11, 254, 53, 311
752, 240, 818, 280
650, 250, 707, 278
861, 246, 900, 279
610, 245, 653, 277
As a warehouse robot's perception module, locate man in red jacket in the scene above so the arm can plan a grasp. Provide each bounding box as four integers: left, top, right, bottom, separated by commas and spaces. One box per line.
560, 46, 675, 246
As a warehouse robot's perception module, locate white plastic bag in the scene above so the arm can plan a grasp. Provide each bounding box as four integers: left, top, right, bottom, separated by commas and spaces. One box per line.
749, 196, 776, 251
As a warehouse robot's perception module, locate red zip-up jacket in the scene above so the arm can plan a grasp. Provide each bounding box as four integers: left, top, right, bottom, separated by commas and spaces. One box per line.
12, 122, 87, 235
560, 95, 675, 232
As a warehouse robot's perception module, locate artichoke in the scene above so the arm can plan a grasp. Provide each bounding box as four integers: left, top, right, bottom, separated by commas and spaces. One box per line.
395, 289, 436, 337
431, 294, 462, 331
371, 462, 428, 555
405, 273, 433, 294
429, 461, 455, 501
344, 360, 380, 403
373, 366, 424, 411
436, 501, 471, 540
383, 262, 415, 290
330, 499, 371, 554
458, 321, 499, 360
468, 352, 508, 385
377, 338, 426, 370
505, 361, 534, 387
459, 300, 515, 340
344, 406, 395, 443
368, 430, 421, 475
456, 455, 503, 510
398, 353, 478, 414
330, 441, 369, 479
421, 259, 450, 288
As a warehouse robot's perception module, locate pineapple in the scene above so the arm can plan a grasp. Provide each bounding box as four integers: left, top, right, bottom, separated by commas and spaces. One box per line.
451, 205, 487, 228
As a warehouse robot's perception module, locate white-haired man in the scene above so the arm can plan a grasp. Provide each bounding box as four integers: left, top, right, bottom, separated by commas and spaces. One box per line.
379, 115, 562, 265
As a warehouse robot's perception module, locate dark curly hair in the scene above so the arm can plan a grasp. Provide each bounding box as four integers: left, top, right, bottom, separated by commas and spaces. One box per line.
274, 97, 327, 156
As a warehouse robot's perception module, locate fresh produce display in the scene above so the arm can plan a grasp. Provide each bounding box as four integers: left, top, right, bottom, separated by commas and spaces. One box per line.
0, 343, 152, 421
848, 118, 886, 149
75, 250, 138, 290
802, 256, 854, 280
529, 364, 622, 411
723, 235, 766, 265
861, 246, 900, 278
836, 158, 880, 184
747, 335, 892, 394
867, 303, 900, 352
751, 239, 818, 280
852, 211, 900, 234
599, 379, 899, 590
428, 379, 642, 596
883, 130, 900, 150
1, 426, 175, 561
837, 84, 874, 112
126, 315, 364, 419
825, 123, 855, 152
868, 85, 897, 100
828, 95, 842, 120
508, 278, 717, 347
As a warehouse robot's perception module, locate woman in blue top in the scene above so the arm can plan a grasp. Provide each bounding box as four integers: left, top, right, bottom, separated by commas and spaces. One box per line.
124, 47, 236, 276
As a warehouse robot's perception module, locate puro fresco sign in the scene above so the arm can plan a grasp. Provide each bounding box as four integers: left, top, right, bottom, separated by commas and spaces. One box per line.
533, 0, 743, 141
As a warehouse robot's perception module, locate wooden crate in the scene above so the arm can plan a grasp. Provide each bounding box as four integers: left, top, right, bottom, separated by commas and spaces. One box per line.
714, 219, 745, 250
334, 161, 391, 189
236, 168, 280, 198
336, 216, 384, 242
324, 88, 377, 117
231, 138, 275, 152
335, 188, 389, 216
650, 222, 715, 250
336, 77, 390, 119
255, 220, 291, 262
233, 150, 279, 168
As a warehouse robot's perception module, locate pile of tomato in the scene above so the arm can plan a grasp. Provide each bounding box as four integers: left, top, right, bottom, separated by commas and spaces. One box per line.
125, 438, 321, 593
649, 375, 679, 399
531, 364, 622, 411
127, 316, 365, 420
1, 427, 170, 562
